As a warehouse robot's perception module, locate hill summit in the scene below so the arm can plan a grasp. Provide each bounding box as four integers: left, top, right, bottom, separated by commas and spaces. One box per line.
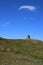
0, 37, 43, 65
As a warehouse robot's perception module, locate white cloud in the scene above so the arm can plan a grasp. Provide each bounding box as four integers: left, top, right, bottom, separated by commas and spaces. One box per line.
19, 5, 37, 11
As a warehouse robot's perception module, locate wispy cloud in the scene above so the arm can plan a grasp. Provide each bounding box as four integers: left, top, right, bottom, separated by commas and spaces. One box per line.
19, 5, 37, 11
0, 22, 10, 27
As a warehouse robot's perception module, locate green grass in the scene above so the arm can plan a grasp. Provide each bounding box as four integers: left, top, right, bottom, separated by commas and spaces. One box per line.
0, 37, 43, 65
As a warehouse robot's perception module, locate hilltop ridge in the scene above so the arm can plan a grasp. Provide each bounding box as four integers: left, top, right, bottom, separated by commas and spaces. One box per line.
0, 37, 43, 65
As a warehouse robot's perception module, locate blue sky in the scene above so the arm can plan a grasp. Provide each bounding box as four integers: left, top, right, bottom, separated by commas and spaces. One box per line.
0, 0, 43, 40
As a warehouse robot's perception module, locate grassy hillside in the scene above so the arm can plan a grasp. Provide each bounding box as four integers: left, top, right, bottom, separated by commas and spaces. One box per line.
0, 37, 43, 65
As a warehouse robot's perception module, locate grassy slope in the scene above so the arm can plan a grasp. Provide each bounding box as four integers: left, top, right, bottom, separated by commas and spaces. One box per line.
0, 38, 43, 65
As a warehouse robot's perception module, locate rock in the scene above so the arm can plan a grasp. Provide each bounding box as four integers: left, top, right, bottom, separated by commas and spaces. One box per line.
14, 48, 20, 53
7, 48, 10, 52
1, 48, 5, 51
